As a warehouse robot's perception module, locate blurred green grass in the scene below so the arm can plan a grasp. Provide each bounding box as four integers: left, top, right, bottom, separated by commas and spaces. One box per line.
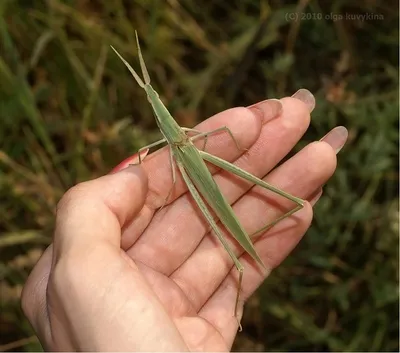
0, 0, 398, 351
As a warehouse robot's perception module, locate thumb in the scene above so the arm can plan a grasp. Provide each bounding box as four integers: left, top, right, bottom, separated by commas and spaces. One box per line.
53, 164, 148, 257
45, 165, 159, 350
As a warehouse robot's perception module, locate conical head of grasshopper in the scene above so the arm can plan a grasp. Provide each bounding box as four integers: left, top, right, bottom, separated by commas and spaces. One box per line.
111, 32, 186, 144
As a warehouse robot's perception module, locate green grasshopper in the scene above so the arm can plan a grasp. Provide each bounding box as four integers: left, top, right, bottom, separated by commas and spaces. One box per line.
111, 33, 305, 330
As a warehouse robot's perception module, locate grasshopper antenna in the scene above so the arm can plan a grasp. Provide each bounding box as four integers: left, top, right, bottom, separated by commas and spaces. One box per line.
135, 31, 151, 85
110, 45, 145, 88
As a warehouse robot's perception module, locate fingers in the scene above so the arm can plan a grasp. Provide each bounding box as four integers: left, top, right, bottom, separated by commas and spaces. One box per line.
172, 135, 339, 317
198, 124, 347, 337
126, 97, 311, 274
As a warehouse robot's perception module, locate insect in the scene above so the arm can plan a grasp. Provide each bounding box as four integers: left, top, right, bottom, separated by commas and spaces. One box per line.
111, 33, 305, 330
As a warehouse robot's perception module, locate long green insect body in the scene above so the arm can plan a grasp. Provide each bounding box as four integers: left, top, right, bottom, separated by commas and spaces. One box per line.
175, 144, 264, 265
111, 32, 305, 330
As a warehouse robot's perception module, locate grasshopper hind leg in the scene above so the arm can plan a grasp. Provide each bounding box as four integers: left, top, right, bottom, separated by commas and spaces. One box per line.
177, 162, 246, 331
235, 267, 244, 332
250, 203, 304, 238
199, 150, 305, 238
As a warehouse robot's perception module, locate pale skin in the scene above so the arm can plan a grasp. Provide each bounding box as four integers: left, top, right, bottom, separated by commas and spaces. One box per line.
22, 91, 348, 351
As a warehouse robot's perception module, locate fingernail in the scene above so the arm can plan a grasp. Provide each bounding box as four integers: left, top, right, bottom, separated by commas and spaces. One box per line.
109, 149, 149, 174
109, 157, 136, 174
291, 89, 315, 112
248, 98, 283, 124
309, 188, 323, 205
319, 126, 348, 154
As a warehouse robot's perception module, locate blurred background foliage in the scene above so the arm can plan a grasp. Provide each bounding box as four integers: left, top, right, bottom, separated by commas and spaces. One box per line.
0, 0, 398, 351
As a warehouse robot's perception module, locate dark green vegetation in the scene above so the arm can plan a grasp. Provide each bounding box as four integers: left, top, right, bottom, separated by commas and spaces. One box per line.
0, 0, 398, 351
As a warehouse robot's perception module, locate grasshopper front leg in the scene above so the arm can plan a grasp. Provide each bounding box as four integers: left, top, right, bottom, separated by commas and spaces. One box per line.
136, 138, 167, 164
133, 139, 176, 209
187, 126, 244, 152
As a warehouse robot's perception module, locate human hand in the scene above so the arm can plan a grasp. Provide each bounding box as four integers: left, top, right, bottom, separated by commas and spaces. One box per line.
22, 90, 348, 351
